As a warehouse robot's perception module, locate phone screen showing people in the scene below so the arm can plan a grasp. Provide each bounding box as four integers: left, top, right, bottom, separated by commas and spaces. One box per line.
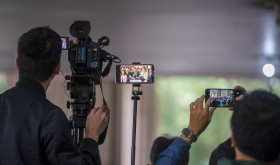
61, 37, 68, 50
115, 64, 154, 84
205, 89, 242, 107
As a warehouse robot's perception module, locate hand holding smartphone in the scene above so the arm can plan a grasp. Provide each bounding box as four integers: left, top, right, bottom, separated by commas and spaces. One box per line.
205, 89, 243, 107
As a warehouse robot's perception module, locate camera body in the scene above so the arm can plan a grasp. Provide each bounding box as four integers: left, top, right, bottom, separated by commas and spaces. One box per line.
68, 39, 101, 72
66, 21, 112, 85
63, 21, 120, 145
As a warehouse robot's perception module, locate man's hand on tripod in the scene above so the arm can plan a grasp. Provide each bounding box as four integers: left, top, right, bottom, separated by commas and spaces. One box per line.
85, 105, 110, 142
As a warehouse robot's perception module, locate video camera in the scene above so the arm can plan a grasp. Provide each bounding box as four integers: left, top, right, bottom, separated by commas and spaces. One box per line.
62, 21, 120, 84
62, 21, 121, 146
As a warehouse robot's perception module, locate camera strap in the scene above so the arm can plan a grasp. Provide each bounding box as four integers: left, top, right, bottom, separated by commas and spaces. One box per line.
99, 78, 107, 106
101, 54, 121, 78
101, 58, 112, 78
98, 78, 109, 145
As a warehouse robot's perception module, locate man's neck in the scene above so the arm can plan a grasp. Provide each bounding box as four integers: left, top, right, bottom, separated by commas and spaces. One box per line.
39, 74, 54, 91
40, 80, 50, 91
235, 148, 278, 165
235, 149, 256, 161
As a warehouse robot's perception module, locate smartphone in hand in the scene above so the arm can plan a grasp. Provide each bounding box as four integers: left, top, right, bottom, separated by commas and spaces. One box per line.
205, 89, 243, 107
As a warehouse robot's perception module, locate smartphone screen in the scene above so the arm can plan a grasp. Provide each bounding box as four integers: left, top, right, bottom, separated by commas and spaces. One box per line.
115, 64, 154, 84
205, 89, 242, 107
61, 37, 68, 50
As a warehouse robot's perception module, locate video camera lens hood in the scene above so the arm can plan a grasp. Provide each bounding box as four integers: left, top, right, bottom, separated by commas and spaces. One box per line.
70, 21, 91, 39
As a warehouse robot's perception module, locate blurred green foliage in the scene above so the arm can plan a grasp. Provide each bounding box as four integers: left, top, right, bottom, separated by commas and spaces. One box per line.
0, 73, 7, 94
155, 76, 280, 165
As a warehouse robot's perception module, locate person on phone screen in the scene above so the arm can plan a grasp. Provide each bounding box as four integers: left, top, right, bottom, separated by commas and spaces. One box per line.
147, 68, 153, 83
121, 70, 128, 83
132, 66, 141, 80
61, 38, 67, 49
142, 68, 148, 82
220, 99, 223, 106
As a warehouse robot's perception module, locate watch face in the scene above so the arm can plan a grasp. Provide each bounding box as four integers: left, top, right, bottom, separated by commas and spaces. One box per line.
183, 128, 192, 137
182, 128, 198, 142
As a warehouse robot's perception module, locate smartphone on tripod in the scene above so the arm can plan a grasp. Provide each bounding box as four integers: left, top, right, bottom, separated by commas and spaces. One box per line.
115, 64, 155, 84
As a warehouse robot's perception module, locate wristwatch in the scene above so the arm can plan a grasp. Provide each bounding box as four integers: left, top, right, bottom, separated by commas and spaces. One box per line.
181, 128, 198, 142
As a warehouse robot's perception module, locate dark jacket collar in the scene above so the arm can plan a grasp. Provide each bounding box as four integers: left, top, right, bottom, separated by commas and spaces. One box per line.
218, 158, 270, 165
15, 77, 46, 98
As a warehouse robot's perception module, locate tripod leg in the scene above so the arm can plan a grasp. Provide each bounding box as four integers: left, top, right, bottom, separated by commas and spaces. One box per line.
73, 127, 78, 146
131, 98, 138, 165
78, 128, 84, 145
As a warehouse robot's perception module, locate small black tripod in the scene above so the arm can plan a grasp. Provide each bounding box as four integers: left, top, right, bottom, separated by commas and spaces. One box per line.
131, 84, 142, 165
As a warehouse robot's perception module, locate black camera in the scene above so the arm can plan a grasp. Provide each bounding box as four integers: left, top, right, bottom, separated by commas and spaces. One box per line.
62, 21, 120, 146
65, 21, 120, 85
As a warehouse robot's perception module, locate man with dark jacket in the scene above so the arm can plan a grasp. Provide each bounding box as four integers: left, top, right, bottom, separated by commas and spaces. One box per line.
0, 27, 109, 165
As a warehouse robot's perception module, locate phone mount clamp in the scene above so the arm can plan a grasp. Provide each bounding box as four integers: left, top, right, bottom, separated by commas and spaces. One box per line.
131, 62, 142, 165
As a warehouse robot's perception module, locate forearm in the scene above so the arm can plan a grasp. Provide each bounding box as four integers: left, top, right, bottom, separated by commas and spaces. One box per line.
156, 137, 191, 165
79, 138, 102, 165
42, 109, 103, 165
179, 134, 194, 144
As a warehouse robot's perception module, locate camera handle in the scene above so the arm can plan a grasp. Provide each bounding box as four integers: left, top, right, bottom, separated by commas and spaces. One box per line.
131, 83, 142, 165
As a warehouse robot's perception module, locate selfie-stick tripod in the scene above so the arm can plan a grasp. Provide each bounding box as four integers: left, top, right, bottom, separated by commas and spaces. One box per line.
131, 83, 142, 165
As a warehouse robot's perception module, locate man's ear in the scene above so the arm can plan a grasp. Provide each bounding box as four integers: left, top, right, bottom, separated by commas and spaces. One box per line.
16, 57, 19, 70
54, 62, 61, 75
231, 131, 236, 147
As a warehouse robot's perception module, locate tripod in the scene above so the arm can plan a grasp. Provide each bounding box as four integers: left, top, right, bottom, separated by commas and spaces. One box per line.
66, 75, 108, 146
131, 84, 142, 165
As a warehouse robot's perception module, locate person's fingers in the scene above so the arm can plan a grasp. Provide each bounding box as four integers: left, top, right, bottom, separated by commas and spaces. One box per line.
101, 105, 108, 111
234, 85, 245, 91
209, 107, 216, 122
234, 86, 247, 94
234, 85, 242, 90
102, 106, 110, 117
89, 107, 100, 116
190, 102, 195, 111
205, 98, 211, 113
89, 110, 94, 117
101, 112, 109, 126
104, 116, 109, 124
94, 107, 101, 113
93, 108, 103, 117
101, 111, 106, 118
194, 98, 200, 110
236, 95, 244, 101
198, 95, 205, 111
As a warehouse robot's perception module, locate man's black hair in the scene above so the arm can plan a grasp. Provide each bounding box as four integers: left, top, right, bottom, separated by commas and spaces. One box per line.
150, 135, 189, 165
231, 90, 280, 162
209, 138, 235, 165
17, 27, 62, 82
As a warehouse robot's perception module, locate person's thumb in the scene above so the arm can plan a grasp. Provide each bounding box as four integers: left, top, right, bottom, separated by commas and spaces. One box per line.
209, 107, 216, 122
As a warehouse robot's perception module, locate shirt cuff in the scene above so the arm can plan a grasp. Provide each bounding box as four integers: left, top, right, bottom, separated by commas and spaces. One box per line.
169, 137, 191, 155
158, 137, 191, 163
80, 138, 99, 150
